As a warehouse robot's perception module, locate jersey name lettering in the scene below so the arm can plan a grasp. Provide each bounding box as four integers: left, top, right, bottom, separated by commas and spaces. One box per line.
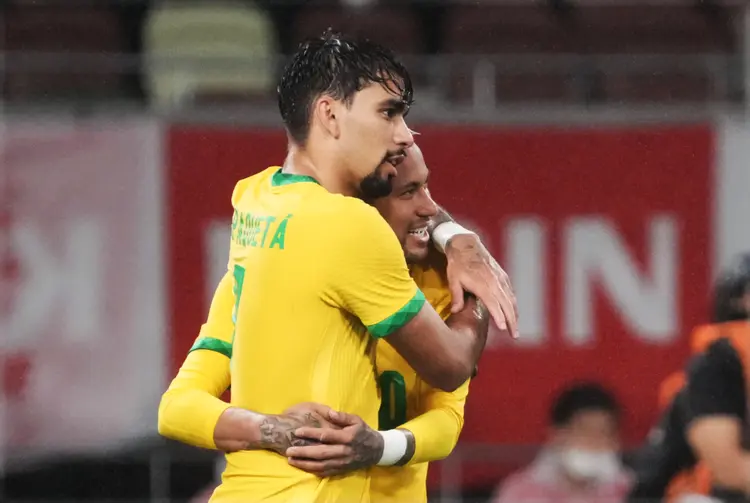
231, 210, 291, 250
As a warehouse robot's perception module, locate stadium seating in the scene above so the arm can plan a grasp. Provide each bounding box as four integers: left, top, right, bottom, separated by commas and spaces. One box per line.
0, 1, 742, 106
143, 1, 276, 108
291, 4, 423, 54
4, 6, 126, 101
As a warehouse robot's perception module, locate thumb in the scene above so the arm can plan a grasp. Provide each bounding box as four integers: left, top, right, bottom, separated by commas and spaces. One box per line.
327, 409, 359, 427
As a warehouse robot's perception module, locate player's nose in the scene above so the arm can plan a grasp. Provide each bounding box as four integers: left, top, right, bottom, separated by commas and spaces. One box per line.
417, 190, 438, 218
393, 117, 414, 149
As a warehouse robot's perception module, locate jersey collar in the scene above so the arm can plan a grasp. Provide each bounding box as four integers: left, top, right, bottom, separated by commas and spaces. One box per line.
271, 168, 320, 187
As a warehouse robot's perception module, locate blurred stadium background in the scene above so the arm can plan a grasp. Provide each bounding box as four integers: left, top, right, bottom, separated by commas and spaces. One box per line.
1, 0, 750, 501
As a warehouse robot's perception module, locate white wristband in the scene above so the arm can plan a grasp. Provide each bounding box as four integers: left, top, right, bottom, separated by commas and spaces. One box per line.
432, 222, 476, 253
376, 429, 408, 466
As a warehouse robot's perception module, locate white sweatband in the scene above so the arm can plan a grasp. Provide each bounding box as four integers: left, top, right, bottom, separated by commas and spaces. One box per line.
376, 429, 408, 466
432, 222, 477, 253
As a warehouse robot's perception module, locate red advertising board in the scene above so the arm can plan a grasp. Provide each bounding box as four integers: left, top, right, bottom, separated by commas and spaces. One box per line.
168, 124, 713, 488
2, 119, 165, 464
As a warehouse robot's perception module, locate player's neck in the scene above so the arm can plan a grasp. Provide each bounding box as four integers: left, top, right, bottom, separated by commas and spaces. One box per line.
283, 148, 359, 197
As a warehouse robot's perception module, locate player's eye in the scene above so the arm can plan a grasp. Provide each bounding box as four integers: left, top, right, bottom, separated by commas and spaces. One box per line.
382, 108, 397, 119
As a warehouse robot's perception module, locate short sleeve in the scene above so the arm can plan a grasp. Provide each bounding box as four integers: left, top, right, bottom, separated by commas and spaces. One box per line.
685, 339, 746, 422
327, 200, 425, 338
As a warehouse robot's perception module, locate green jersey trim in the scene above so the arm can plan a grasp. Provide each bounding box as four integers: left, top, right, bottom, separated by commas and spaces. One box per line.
189, 337, 233, 359
271, 169, 320, 187
367, 289, 426, 339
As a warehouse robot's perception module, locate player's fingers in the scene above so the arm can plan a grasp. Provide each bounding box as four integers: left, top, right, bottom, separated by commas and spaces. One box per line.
293, 426, 350, 445
327, 410, 360, 428
495, 285, 518, 339
472, 281, 506, 331
286, 444, 350, 460
319, 460, 354, 478
488, 279, 517, 335
447, 274, 466, 314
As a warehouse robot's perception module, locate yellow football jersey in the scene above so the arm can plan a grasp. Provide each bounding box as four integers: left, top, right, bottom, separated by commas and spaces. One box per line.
211, 167, 425, 503
371, 253, 470, 503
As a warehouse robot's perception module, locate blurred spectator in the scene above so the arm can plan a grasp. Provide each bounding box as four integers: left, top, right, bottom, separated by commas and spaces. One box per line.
491, 383, 631, 503
627, 253, 750, 503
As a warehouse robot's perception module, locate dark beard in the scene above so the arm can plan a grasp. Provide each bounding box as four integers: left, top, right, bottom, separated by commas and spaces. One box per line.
359, 169, 393, 199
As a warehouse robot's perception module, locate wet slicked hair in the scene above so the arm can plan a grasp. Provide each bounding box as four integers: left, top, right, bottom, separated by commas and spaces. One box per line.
277, 30, 414, 146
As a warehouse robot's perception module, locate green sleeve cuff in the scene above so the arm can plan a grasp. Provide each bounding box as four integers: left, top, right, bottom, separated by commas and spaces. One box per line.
367, 289, 426, 339
190, 337, 233, 359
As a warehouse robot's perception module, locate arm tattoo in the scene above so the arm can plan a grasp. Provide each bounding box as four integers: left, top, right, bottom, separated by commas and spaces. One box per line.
347, 424, 385, 470
256, 413, 322, 454
395, 429, 417, 466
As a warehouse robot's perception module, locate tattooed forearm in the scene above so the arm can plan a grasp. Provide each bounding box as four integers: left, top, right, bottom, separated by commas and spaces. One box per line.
345, 423, 384, 471
255, 413, 322, 455
395, 429, 416, 466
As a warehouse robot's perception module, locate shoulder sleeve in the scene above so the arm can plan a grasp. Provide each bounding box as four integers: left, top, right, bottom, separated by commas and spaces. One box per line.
685, 339, 746, 422
326, 200, 425, 338
231, 176, 253, 207
190, 271, 236, 358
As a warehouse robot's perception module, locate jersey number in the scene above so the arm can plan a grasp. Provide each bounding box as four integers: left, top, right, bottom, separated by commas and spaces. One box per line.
378, 370, 407, 430
230, 264, 246, 348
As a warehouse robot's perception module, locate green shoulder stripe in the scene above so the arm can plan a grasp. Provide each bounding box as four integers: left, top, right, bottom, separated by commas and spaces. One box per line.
189, 337, 233, 359
367, 289, 426, 339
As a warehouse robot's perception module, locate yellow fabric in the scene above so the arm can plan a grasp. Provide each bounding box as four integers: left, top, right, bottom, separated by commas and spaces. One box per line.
158, 272, 236, 449
370, 254, 469, 503
160, 186, 467, 503
158, 350, 232, 450
213, 167, 422, 503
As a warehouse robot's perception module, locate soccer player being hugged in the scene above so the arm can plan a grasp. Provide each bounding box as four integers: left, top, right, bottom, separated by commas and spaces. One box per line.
160, 143, 493, 503
160, 30, 517, 503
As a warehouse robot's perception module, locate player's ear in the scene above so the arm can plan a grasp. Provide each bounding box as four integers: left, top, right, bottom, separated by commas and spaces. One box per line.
313, 95, 341, 140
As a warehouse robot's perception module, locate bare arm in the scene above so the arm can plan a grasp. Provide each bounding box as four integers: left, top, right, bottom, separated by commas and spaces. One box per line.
687, 417, 750, 493
396, 295, 488, 464
386, 294, 489, 392
214, 404, 333, 455
431, 205, 518, 338
684, 339, 749, 494
284, 296, 489, 475
158, 341, 329, 455
158, 273, 330, 455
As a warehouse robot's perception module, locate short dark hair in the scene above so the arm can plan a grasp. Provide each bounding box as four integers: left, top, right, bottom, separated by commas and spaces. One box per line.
712, 252, 750, 323
277, 30, 414, 146
550, 382, 620, 427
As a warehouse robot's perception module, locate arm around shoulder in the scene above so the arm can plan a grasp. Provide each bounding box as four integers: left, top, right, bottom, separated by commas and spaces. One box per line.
386, 295, 489, 392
